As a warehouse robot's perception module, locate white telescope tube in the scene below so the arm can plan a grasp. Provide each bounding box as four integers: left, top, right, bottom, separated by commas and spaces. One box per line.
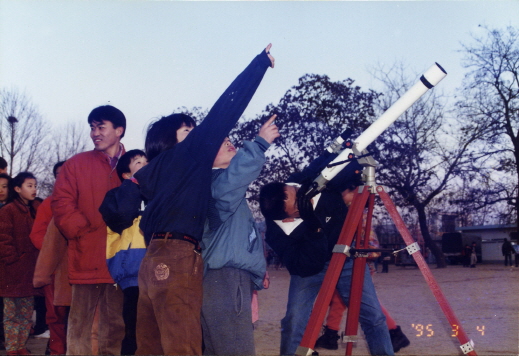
320, 62, 447, 182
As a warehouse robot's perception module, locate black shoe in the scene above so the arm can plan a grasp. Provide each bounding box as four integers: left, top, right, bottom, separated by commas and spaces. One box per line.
389, 325, 410, 353
315, 326, 340, 350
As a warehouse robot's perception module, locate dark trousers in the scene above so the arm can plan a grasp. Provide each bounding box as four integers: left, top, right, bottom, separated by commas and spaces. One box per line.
121, 286, 139, 355
136, 239, 203, 356
382, 261, 389, 273
201, 267, 255, 355
504, 254, 512, 266
66, 283, 124, 355
33, 296, 47, 334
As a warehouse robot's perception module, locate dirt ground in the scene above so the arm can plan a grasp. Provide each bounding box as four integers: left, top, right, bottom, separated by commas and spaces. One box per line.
6, 263, 519, 356
254, 263, 519, 356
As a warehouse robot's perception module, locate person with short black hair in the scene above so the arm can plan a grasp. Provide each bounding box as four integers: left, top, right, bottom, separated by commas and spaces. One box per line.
116, 149, 147, 182
201, 115, 279, 355
259, 155, 394, 355
100, 149, 147, 355
51, 105, 127, 355
87, 105, 126, 139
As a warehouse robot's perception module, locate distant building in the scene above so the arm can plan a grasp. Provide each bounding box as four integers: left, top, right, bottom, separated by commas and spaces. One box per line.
456, 224, 517, 263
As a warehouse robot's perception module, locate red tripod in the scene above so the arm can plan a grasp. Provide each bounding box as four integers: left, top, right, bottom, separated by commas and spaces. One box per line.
295, 184, 477, 356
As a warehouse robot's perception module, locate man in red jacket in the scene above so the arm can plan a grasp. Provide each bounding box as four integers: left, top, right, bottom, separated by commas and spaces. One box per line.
51, 105, 126, 355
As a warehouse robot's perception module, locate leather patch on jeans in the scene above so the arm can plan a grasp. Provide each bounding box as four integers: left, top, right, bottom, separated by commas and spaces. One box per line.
154, 263, 170, 281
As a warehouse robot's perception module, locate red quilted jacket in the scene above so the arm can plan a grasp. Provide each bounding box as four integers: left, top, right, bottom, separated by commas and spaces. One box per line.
0, 199, 41, 297
51, 149, 123, 284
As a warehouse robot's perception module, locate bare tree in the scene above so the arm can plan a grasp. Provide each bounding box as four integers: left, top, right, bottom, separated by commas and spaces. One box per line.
38, 121, 90, 197
456, 26, 519, 230
0, 87, 50, 177
444, 171, 515, 227
50, 121, 90, 162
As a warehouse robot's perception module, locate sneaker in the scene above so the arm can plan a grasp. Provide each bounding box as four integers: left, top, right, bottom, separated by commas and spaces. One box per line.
315, 325, 340, 350
389, 325, 410, 353
33, 329, 50, 339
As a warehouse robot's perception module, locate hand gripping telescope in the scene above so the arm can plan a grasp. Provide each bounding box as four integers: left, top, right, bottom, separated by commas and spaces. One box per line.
302, 63, 447, 198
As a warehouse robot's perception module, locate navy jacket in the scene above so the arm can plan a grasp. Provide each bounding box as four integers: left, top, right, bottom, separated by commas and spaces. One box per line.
135, 50, 271, 243
100, 180, 145, 289
265, 190, 347, 277
265, 149, 360, 277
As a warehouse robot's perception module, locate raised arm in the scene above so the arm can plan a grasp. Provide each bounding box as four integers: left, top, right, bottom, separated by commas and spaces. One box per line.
185, 45, 275, 160
265, 43, 275, 68
212, 115, 279, 220
258, 114, 279, 144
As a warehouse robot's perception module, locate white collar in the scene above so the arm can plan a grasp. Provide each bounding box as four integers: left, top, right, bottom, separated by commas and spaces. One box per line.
274, 183, 321, 235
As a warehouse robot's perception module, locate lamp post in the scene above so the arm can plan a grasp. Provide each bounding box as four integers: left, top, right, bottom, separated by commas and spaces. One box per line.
6, 115, 18, 176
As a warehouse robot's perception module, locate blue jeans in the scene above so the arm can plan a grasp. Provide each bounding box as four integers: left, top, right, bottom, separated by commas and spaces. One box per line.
280, 259, 394, 355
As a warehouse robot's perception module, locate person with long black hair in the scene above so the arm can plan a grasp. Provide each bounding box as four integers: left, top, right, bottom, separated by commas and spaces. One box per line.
0, 172, 40, 355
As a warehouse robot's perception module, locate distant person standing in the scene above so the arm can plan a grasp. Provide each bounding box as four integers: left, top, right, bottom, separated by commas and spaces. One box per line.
463, 244, 472, 268
501, 238, 514, 267
470, 242, 477, 268
51, 105, 126, 355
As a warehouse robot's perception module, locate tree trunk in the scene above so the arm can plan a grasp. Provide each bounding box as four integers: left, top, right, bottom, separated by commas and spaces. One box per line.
416, 205, 447, 268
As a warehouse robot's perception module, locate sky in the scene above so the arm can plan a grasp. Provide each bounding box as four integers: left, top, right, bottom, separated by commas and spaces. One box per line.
1, 0, 519, 151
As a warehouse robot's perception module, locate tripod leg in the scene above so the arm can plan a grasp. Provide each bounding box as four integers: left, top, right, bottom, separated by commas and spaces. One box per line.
377, 186, 477, 356
296, 188, 370, 356
343, 193, 374, 355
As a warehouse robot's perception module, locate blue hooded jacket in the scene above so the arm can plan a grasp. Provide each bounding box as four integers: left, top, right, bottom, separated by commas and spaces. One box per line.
201, 137, 269, 290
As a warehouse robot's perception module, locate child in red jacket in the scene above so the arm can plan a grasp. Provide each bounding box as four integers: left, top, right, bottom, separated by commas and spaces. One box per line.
0, 172, 40, 355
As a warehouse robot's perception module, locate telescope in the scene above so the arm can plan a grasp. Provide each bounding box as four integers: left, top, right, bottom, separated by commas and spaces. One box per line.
303, 62, 447, 198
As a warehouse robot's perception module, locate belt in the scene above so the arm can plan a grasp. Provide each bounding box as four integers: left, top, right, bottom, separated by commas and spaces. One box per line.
151, 232, 201, 253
